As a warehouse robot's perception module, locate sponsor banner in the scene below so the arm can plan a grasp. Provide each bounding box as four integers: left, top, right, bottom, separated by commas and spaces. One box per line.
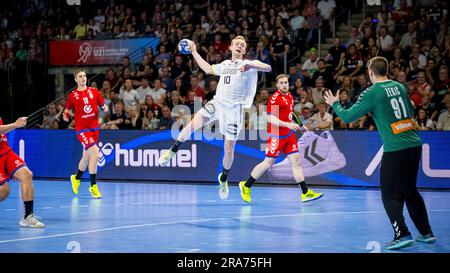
49, 38, 160, 66
7, 130, 450, 188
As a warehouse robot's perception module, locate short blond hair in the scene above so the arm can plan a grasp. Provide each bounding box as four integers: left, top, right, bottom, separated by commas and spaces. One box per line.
231, 35, 247, 46
73, 69, 86, 78
276, 74, 289, 83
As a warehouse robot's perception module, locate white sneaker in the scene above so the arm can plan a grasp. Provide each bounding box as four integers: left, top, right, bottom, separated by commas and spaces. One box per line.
217, 173, 229, 200
20, 214, 45, 228
267, 131, 346, 182
158, 149, 176, 167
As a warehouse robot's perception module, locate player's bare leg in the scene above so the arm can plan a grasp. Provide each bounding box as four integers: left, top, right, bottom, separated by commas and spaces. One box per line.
86, 145, 101, 198
0, 182, 11, 201
14, 167, 45, 228
159, 111, 209, 166
71, 149, 89, 195
239, 157, 276, 203
217, 138, 237, 199
287, 153, 323, 202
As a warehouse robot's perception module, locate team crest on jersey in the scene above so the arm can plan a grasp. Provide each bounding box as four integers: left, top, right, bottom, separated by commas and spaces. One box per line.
282, 97, 288, 105
84, 105, 93, 114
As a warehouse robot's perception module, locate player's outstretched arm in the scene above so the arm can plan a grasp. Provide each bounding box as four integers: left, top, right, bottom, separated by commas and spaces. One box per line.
189, 41, 214, 75
241, 60, 272, 73
324, 89, 372, 124
0, 117, 27, 135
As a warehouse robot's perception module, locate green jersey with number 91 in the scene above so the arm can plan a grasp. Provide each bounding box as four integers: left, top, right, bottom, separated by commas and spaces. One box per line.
333, 80, 422, 152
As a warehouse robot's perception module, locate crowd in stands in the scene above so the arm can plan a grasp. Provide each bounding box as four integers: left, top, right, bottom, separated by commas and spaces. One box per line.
1, 0, 449, 131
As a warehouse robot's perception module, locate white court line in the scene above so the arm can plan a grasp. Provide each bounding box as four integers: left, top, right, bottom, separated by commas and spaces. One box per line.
1, 209, 449, 244
4, 209, 16, 211
41, 207, 53, 210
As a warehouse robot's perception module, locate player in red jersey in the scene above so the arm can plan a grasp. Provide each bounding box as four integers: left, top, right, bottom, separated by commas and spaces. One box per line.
0, 117, 45, 228
63, 69, 108, 198
238, 74, 323, 203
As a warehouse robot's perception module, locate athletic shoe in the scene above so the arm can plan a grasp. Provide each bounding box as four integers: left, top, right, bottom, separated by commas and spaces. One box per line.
416, 233, 436, 243
217, 173, 229, 200
239, 181, 251, 203
70, 174, 81, 195
89, 184, 102, 198
301, 189, 324, 202
384, 234, 414, 250
20, 214, 45, 228
158, 149, 176, 167
267, 131, 346, 182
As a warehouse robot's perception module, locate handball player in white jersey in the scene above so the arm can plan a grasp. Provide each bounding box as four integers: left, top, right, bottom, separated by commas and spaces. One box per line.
159, 35, 272, 199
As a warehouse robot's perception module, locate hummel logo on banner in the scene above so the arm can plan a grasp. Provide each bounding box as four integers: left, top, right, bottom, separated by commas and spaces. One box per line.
304, 138, 325, 165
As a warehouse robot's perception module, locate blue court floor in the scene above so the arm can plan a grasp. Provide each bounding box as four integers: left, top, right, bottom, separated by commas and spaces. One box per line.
0, 180, 449, 253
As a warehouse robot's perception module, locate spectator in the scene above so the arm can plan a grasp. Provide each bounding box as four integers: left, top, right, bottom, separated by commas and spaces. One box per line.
142, 109, 160, 130
333, 90, 353, 129
124, 107, 143, 130
414, 108, 435, 131
294, 91, 314, 114
317, 0, 336, 37
304, 9, 323, 48
436, 100, 450, 130
326, 36, 346, 70
160, 67, 174, 92
307, 102, 334, 130
301, 48, 319, 82
299, 106, 313, 127
270, 28, 291, 74
119, 78, 139, 111
136, 78, 152, 105
353, 74, 370, 103
303, 0, 318, 18
143, 95, 162, 119
72, 17, 88, 39
105, 67, 121, 92
149, 79, 167, 107
158, 106, 175, 130
311, 58, 334, 89
249, 102, 268, 130
309, 77, 330, 105
155, 44, 171, 67
41, 103, 58, 129
433, 68, 450, 113
288, 64, 304, 89
334, 44, 363, 83
101, 102, 127, 130
205, 78, 218, 102
406, 58, 424, 82
189, 75, 205, 100
409, 43, 427, 69
171, 55, 191, 86
291, 78, 307, 102
377, 26, 394, 58
399, 22, 416, 50
347, 25, 362, 47
55, 98, 70, 130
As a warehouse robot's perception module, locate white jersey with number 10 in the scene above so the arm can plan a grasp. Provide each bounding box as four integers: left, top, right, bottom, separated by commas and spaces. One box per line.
211, 59, 258, 109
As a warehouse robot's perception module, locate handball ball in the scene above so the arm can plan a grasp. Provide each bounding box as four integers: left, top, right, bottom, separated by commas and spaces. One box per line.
178, 39, 192, 55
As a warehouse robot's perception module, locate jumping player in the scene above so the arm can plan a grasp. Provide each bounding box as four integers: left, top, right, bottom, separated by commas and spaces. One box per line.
158, 36, 272, 199
0, 117, 45, 228
238, 74, 323, 203
64, 69, 108, 198
324, 56, 435, 250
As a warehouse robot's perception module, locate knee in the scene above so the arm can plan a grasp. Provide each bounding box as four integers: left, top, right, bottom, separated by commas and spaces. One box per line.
0, 184, 11, 201
90, 151, 100, 161
21, 169, 33, 182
